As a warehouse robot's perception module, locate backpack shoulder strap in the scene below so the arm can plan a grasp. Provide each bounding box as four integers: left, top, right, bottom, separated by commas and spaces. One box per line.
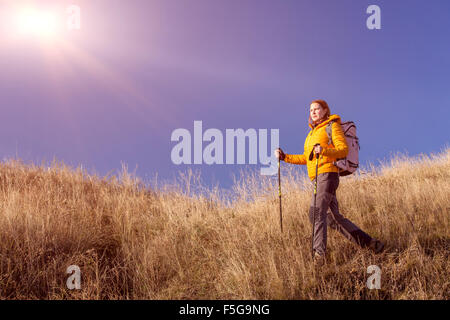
326, 120, 335, 146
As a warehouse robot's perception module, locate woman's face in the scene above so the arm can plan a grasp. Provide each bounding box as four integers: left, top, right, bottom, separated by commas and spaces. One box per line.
310, 103, 326, 123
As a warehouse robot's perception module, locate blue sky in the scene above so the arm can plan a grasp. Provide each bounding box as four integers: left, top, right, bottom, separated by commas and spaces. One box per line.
1, 0, 449, 189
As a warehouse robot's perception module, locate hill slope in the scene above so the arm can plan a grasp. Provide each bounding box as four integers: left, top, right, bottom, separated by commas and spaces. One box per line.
0, 149, 449, 299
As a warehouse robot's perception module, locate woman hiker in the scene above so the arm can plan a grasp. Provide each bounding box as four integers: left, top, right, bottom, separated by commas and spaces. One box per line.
275, 99, 384, 265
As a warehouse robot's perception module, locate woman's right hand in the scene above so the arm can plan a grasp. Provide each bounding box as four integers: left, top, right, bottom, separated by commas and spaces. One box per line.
274, 148, 286, 160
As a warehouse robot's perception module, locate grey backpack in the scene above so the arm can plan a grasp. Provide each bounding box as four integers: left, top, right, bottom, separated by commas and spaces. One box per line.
326, 121, 360, 176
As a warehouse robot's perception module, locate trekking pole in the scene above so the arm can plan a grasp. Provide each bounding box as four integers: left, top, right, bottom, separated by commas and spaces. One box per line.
278, 157, 283, 233
310, 144, 320, 259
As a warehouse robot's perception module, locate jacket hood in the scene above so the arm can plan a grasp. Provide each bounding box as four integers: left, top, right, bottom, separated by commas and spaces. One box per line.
309, 114, 341, 129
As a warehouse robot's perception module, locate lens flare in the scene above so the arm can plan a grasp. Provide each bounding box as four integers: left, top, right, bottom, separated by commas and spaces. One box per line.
14, 8, 59, 38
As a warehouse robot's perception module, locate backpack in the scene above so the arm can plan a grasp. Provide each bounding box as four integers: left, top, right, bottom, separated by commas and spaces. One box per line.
326, 120, 360, 176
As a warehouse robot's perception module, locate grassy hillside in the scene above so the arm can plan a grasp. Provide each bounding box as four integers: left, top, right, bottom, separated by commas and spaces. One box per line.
0, 149, 448, 299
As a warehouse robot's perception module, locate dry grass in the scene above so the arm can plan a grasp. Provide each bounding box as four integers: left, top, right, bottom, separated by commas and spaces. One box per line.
0, 148, 449, 300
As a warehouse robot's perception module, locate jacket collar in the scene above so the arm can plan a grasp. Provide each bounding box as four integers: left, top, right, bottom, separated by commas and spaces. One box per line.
309, 114, 341, 130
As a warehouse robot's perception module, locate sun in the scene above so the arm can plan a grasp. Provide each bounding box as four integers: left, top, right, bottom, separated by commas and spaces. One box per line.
14, 7, 60, 39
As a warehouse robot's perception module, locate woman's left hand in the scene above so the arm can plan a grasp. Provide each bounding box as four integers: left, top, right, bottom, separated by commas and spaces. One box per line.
314, 145, 323, 155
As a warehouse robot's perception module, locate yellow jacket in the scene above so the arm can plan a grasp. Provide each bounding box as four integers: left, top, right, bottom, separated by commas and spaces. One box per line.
284, 114, 348, 180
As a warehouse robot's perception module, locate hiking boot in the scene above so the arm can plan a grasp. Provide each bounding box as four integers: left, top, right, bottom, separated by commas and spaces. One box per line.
369, 239, 385, 254
313, 251, 326, 267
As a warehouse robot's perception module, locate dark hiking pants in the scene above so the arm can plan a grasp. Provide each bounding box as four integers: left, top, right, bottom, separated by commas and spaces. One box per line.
309, 172, 373, 256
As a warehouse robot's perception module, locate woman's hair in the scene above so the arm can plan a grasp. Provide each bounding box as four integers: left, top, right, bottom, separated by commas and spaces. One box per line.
309, 99, 331, 125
